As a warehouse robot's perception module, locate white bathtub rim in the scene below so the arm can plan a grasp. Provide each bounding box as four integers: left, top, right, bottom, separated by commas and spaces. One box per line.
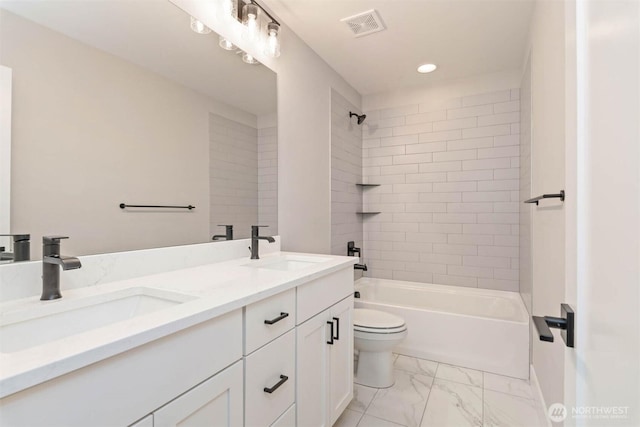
355, 277, 529, 324
356, 277, 523, 301
357, 300, 529, 326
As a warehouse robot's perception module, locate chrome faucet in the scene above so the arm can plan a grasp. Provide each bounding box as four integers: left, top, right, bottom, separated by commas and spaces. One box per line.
42, 236, 82, 300
212, 225, 233, 241
250, 225, 275, 260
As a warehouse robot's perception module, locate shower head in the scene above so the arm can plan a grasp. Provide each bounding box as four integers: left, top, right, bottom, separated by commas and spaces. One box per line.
349, 111, 366, 125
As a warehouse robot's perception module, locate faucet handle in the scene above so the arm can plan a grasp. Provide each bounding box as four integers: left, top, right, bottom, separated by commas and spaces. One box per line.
0, 234, 30, 241
43, 236, 69, 244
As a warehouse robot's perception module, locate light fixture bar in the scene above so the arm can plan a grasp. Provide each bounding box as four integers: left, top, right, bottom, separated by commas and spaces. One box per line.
248, 0, 279, 25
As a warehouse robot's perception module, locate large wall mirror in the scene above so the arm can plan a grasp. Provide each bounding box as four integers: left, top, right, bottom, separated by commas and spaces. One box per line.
0, 0, 277, 261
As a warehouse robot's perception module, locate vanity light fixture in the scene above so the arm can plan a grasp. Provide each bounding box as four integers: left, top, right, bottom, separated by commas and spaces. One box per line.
238, 0, 282, 59
417, 63, 437, 73
242, 3, 260, 42
190, 16, 212, 34
265, 22, 281, 58
211, 0, 283, 62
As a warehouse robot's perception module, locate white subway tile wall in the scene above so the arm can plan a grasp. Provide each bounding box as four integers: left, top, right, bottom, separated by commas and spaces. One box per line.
362, 89, 520, 291
331, 90, 363, 275
258, 126, 278, 236
210, 113, 258, 240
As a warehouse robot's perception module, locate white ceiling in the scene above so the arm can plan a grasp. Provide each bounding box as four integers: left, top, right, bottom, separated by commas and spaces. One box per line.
0, 0, 277, 116
265, 0, 534, 95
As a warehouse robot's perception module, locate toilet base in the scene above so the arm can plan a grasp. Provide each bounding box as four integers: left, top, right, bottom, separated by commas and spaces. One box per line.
354, 350, 395, 388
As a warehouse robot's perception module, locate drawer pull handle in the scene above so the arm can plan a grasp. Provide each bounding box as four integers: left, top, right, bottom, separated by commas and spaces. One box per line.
264, 312, 289, 325
327, 321, 334, 345
263, 375, 289, 393
333, 317, 340, 340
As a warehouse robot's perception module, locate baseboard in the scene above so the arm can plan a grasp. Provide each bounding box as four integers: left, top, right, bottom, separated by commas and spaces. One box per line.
530, 364, 552, 427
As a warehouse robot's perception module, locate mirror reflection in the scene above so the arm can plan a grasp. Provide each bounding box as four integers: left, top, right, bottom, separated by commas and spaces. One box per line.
0, 0, 278, 261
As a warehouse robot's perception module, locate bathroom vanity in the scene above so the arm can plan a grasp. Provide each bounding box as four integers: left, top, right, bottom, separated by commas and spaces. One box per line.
0, 248, 357, 426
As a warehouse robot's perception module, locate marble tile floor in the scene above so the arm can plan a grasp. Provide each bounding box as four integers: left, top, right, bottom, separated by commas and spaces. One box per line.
334, 354, 548, 427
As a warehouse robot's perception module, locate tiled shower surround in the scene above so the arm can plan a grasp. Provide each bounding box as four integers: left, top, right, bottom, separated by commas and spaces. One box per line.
331, 90, 364, 259
362, 89, 521, 291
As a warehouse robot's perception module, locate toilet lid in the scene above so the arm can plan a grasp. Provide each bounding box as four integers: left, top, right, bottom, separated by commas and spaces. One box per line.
354, 308, 405, 329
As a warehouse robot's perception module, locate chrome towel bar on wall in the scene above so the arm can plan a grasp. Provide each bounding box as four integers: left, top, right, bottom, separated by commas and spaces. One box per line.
524, 190, 565, 206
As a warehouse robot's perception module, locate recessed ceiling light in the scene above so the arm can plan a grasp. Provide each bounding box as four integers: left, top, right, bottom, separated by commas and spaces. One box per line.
417, 63, 437, 74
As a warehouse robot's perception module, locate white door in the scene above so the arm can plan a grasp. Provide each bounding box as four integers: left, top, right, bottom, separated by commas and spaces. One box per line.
153, 361, 244, 427
562, 1, 640, 425
329, 297, 353, 425
296, 308, 331, 427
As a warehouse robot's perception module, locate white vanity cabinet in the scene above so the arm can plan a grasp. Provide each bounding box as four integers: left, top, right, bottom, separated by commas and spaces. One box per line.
152, 360, 244, 427
0, 261, 355, 427
295, 268, 354, 427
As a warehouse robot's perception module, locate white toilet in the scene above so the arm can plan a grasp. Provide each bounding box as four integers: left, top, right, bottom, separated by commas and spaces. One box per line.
354, 308, 408, 388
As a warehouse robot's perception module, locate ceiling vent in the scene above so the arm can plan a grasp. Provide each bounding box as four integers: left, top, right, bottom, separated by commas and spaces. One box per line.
341, 9, 386, 38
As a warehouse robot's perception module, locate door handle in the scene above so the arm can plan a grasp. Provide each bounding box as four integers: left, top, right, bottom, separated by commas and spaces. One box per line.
332, 317, 340, 340
532, 303, 575, 348
327, 320, 334, 345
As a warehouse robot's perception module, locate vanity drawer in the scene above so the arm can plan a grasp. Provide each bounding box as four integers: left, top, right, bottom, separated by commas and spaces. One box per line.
245, 329, 295, 427
244, 288, 295, 355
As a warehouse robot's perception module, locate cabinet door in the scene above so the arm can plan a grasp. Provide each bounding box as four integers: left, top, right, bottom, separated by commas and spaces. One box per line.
296, 308, 331, 427
154, 360, 243, 427
329, 296, 354, 425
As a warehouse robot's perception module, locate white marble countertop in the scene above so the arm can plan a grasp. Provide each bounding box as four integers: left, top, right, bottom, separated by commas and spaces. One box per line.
0, 251, 358, 398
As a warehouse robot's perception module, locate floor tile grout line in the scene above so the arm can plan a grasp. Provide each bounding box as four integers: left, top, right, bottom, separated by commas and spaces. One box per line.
358, 412, 407, 427
483, 387, 536, 401
353, 408, 365, 427
417, 373, 437, 427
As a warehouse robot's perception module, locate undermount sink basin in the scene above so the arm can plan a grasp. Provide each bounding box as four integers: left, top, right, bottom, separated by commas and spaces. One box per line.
244, 255, 330, 271
0, 287, 195, 353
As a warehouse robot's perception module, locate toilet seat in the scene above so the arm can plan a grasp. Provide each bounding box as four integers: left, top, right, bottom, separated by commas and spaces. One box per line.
355, 324, 407, 334
354, 309, 406, 334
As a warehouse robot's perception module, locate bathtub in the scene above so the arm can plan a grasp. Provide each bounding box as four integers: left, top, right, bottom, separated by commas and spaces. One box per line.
354, 277, 529, 379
